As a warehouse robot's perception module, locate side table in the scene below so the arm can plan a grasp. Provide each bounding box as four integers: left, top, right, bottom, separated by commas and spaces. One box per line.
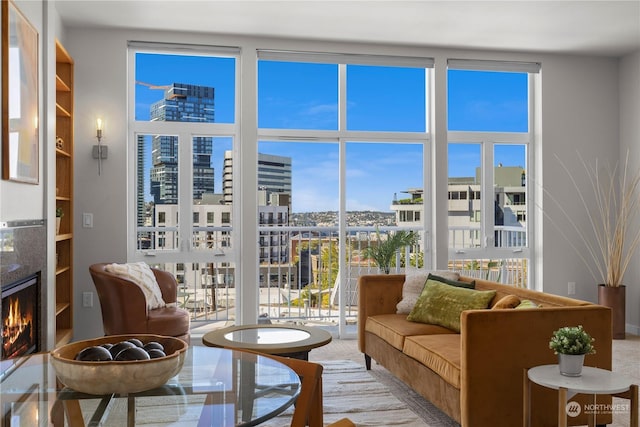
524, 364, 638, 427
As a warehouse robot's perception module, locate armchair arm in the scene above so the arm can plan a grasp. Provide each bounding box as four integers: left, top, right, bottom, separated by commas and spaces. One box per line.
460, 305, 612, 426
357, 274, 405, 353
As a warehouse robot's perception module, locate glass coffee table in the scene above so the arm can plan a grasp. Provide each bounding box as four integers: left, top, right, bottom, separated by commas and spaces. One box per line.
202, 324, 333, 360
0, 346, 301, 426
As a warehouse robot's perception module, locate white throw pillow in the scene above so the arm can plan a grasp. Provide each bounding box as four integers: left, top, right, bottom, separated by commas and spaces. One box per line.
395, 270, 460, 314
105, 262, 166, 310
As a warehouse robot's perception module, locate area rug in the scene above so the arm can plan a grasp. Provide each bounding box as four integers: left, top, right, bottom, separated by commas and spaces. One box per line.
79, 359, 460, 426
261, 359, 460, 427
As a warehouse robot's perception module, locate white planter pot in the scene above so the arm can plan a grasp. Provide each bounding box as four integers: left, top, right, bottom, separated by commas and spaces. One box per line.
558, 353, 585, 377
56, 217, 61, 234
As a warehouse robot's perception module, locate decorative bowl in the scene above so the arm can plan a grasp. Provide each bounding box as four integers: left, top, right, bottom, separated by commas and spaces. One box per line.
50, 334, 188, 395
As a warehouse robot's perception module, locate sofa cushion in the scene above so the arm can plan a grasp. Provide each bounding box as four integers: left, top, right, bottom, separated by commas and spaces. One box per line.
407, 279, 496, 332
396, 270, 460, 314
491, 294, 521, 309
365, 314, 454, 350
403, 334, 461, 389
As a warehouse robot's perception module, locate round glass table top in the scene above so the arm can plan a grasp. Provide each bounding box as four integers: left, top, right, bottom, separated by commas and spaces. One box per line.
224, 327, 311, 345
203, 324, 333, 356
0, 346, 300, 427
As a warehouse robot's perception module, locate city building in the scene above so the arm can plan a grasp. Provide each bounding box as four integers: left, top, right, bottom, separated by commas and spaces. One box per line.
391, 166, 527, 248
150, 83, 215, 205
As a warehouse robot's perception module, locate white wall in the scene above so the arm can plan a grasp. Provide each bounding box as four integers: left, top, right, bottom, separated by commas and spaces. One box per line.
61, 26, 634, 340
538, 56, 620, 301
619, 50, 640, 335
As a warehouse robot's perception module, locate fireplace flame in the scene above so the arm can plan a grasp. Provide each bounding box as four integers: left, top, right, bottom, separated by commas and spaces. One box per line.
2, 296, 33, 358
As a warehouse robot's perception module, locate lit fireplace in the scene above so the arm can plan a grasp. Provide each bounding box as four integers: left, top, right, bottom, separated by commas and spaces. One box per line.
1, 274, 39, 359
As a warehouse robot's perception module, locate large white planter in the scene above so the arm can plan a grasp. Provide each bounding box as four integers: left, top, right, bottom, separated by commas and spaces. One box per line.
558, 353, 585, 377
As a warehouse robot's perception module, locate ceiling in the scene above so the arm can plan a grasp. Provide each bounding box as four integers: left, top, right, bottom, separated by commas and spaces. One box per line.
55, 0, 640, 57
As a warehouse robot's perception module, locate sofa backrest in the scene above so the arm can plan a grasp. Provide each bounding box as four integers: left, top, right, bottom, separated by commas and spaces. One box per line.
459, 276, 592, 308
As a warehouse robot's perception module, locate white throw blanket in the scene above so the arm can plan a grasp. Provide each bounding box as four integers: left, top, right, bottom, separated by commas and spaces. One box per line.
105, 262, 166, 310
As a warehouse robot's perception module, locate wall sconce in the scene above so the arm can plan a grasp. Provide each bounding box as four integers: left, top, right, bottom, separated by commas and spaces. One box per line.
92, 118, 108, 175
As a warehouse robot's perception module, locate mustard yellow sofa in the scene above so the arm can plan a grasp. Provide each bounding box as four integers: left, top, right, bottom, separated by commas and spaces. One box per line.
357, 274, 613, 427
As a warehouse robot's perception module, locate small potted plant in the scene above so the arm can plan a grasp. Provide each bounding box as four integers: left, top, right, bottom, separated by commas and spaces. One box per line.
56, 207, 64, 234
549, 325, 595, 377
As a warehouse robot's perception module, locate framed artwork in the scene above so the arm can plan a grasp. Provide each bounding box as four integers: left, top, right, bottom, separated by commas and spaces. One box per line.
2, 0, 39, 184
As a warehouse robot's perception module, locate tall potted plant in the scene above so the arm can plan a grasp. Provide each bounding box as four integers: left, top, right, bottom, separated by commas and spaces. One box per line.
541, 152, 640, 339
362, 229, 417, 274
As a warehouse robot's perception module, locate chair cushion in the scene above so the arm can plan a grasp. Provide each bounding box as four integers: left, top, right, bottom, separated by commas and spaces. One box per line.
147, 306, 190, 337
105, 262, 166, 309
365, 313, 453, 350
403, 334, 461, 389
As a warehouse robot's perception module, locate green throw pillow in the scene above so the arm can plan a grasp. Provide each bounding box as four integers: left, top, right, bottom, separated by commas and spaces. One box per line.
515, 299, 539, 309
407, 279, 496, 332
427, 273, 476, 289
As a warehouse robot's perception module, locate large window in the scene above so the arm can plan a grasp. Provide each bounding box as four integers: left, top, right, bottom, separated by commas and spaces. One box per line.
125, 44, 541, 330
257, 52, 432, 333
128, 44, 239, 321
447, 60, 539, 287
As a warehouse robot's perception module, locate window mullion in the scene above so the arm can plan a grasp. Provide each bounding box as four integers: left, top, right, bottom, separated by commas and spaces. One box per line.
337, 64, 347, 336
179, 132, 193, 253
482, 141, 494, 249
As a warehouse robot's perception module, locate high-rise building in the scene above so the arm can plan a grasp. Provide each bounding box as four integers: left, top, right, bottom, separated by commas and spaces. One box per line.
222, 151, 292, 207
136, 134, 146, 226
150, 83, 215, 204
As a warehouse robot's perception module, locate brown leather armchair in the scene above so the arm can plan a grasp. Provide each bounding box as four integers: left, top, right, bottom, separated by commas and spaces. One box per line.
89, 263, 190, 342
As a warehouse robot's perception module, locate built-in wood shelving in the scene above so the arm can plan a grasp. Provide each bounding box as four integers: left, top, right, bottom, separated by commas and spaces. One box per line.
55, 40, 74, 347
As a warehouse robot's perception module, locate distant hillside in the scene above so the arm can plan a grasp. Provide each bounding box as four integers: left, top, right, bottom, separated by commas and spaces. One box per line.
290, 211, 396, 227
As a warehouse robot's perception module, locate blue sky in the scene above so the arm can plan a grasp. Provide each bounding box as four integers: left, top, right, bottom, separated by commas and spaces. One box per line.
136, 53, 527, 212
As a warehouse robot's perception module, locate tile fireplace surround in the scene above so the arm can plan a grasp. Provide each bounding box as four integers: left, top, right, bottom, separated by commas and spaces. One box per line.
0, 220, 47, 356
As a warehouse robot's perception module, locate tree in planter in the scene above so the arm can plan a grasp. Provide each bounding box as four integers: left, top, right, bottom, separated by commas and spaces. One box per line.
295, 240, 354, 307
362, 229, 418, 274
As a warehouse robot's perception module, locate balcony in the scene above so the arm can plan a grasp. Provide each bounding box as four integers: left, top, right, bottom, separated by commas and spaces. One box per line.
138, 224, 528, 325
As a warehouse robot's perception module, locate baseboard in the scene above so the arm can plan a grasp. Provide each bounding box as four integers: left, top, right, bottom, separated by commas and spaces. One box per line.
626, 323, 640, 336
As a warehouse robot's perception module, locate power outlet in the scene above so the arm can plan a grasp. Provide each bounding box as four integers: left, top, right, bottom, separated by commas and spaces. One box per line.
567, 282, 576, 295
82, 292, 93, 307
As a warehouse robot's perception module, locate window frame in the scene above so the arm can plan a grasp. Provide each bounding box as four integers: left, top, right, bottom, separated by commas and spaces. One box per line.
126, 44, 240, 267
257, 53, 434, 337
446, 63, 538, 287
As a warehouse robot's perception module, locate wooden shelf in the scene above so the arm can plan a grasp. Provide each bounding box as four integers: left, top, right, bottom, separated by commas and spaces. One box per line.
56, 75, 70, 92
55, 302, 71, 316
55, 39, 75, 347
56, 103, 71, 118
55, 329, 73, 347
55, 233, 73, 242
56, 148, 71, 158
55, 266, 71, 276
